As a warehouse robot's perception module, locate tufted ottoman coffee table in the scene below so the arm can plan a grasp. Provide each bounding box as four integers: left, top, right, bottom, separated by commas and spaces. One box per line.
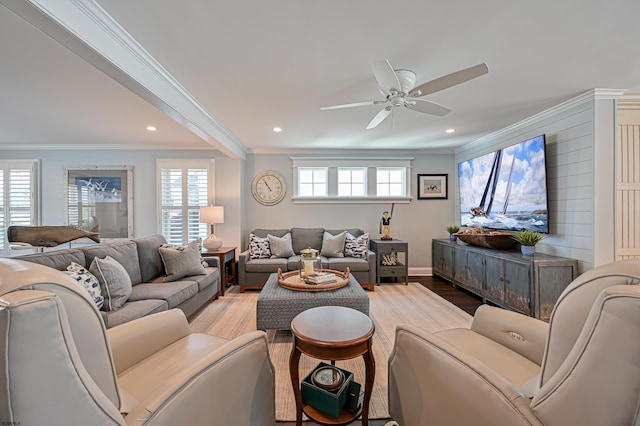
256, 272, 370, 331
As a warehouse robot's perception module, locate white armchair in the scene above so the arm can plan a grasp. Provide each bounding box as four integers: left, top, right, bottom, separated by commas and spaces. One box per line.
0, 259, 275, 426
389, 258, 640, 426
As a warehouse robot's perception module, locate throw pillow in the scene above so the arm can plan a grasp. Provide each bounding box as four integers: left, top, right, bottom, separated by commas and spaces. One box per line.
345, 232, 369, 259
65, 262, 104, 309
159, 246, 207, 282
268, 233, 295, 258
320, 231, 346, 258
160, 238, 208, 268
249, 233, 271, 259
89, 256, 132, 311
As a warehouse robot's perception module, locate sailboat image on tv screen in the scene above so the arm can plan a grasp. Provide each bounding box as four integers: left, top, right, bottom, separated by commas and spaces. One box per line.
458, 135, 549, 233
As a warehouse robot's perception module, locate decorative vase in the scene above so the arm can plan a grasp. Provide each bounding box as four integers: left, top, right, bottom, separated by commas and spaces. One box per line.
449, 234, 457, 241
521, 245, 536, 256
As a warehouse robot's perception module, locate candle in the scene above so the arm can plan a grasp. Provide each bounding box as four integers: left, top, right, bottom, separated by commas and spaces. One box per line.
304, 259, 314, 276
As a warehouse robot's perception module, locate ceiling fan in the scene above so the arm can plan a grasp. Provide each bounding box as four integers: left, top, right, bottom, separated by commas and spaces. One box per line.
321, 60, 489, 129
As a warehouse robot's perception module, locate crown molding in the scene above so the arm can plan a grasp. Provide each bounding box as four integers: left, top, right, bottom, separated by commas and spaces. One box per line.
456, 89, 627, 153
618, 93, 640, 110
1, 0, 246, 159
0, 143, 220, 151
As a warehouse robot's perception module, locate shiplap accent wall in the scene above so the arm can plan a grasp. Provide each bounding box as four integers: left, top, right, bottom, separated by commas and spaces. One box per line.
455, 90, 623, 272
616, 96, 640, 260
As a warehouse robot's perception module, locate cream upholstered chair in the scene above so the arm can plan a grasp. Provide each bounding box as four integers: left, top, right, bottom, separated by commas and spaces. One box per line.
388, 258, 640, 426
0, 259, 275, 426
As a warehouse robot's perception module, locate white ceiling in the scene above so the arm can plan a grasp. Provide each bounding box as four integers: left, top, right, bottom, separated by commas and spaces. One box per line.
2, 0, 640, 157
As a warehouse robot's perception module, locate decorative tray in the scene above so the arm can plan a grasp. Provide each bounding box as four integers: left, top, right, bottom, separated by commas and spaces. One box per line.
455, 232, 517, 250
278, 267, 350, 292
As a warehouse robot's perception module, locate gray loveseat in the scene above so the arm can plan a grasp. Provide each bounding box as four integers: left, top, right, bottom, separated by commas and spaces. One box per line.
238, 227, 375, 291
15, 234, 220, 328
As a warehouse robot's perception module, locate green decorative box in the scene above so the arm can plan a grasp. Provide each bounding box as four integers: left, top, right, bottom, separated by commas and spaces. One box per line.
301, 362, 353, 418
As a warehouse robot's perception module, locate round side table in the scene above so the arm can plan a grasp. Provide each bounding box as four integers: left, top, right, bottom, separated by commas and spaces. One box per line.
289, 306, 375, 426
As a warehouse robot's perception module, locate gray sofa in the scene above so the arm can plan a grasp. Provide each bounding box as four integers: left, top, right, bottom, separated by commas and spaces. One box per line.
15, 234, 220, 328
239, 227, 375, 291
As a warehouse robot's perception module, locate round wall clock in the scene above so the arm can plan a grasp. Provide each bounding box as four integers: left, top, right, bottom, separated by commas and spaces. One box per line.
252, 170, 286, 205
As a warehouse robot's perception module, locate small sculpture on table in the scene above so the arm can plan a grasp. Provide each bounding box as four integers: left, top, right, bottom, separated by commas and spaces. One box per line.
379, 202, 395, 240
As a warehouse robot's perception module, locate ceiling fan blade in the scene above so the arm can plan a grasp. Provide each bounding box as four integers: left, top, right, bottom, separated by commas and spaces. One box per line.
366, 106, 393, 130
406, 99, 452, 116
409, 63, 489, 97
320, 100, 379, 110
371, 60, 401, 94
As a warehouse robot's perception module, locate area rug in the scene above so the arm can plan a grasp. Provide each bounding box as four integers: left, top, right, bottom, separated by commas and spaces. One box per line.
189, 282, 472, 421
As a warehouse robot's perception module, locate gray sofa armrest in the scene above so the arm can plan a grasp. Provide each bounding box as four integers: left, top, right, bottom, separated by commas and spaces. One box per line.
203, 256, 220, 269
366, 249, 376, 284
238, 250, 250, 285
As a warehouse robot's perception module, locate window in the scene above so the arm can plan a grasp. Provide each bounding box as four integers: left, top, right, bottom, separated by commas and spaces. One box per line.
377, 167, 406, 197
157, 160, 214, 245
0, 160, 39, 255
298, 167, 327, 197
291, 157, 412, 203
338, 167, 366, 196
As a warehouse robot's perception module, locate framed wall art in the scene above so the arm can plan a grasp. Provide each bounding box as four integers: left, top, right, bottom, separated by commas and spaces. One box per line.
417, 174, 448, 200
64, 166, 133, 239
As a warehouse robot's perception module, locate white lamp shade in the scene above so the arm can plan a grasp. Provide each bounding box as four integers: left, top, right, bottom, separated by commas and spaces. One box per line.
200, 206, 224, 224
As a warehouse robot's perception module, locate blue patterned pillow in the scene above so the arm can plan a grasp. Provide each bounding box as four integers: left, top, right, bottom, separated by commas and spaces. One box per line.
65, 262, 104, 309
344, 232, 369, 259
249, 233, 271, 259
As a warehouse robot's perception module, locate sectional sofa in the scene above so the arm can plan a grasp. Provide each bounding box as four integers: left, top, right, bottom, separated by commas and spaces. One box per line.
238, 227, 375, 291
15, 234, 220, 328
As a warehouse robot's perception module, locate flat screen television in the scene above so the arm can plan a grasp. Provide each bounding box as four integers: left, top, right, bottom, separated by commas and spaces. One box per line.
458, 134, 549, 233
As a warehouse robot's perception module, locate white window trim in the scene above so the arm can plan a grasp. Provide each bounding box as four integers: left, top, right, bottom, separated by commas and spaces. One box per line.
291, 157, 413, 204
1, 160, 40, 256
156, 159, 215, 243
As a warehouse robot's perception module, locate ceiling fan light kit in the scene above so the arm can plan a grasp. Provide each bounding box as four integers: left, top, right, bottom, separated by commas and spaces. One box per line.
322, 60, 489, 129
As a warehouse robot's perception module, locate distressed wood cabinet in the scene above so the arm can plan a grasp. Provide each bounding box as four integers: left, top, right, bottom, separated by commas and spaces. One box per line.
432, 239, 579, 320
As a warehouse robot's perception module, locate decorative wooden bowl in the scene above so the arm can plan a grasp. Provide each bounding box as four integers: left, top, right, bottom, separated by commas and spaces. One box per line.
277, 268, 350, 292
456, 232, 517, 250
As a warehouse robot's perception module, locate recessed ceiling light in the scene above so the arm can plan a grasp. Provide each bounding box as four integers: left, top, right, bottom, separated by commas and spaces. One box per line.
273, 127, 282, 132
445, 128, 456, 134
146, 126, 157, 132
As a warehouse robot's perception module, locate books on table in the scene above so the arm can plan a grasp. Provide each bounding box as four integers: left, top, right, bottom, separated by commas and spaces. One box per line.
306, 272, 338, 284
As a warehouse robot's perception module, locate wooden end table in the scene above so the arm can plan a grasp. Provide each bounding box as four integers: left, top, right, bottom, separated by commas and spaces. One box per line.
289, 306, 375, 426
202, 246, 237, 297
370, 239, 409, 285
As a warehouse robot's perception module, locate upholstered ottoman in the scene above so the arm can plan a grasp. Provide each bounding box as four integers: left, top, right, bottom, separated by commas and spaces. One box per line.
256, 272, 370, 331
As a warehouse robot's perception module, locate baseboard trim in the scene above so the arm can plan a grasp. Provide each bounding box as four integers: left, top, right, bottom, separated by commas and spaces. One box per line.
409, 267, 432, 276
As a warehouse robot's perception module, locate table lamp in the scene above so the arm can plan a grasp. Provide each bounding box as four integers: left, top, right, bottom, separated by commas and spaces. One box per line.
200, 205, 224, 250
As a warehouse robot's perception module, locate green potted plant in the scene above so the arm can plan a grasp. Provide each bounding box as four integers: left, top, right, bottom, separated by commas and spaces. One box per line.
512, 230, 544, 256
446, 225, 460, 241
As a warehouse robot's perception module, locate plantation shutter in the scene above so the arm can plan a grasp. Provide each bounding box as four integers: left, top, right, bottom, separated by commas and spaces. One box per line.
0, 161, 39, 255
158, 160, 213, 245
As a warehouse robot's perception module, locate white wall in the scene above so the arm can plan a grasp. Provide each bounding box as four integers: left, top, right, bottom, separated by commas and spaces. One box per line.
244, 153, 456, 272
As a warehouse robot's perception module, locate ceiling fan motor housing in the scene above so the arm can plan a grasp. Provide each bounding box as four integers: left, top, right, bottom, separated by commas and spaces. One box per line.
393, 69, 417, 94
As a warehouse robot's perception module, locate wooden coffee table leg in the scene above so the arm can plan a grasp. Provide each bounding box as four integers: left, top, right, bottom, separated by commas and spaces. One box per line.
289, 339, 303, 426
361, 340, 376, 425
